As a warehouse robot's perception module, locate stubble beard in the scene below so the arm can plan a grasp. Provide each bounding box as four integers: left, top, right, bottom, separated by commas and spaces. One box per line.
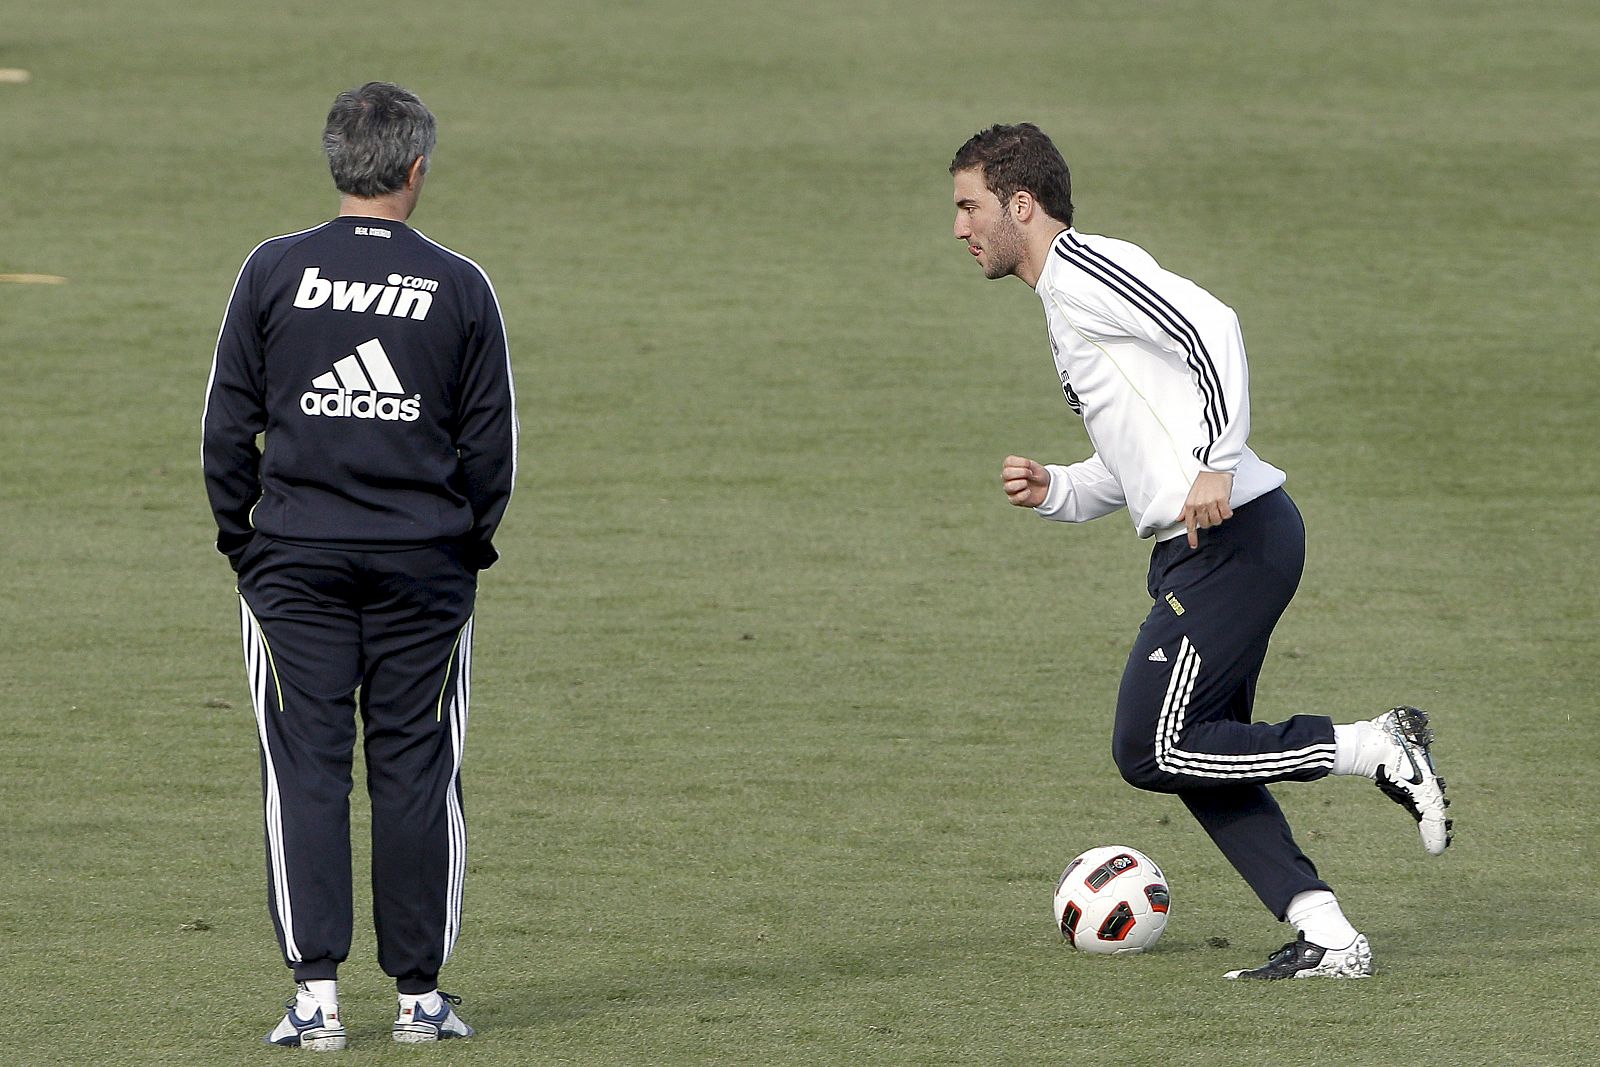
981, 211, 1026, 280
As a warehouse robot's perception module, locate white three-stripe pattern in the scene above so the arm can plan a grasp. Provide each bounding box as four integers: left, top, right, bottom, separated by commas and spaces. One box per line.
239, 596, 302, 962
310, 338, 404, 393
1155, 637, 1335, 780
406, 232, 505, 961
441, 616, 473, 964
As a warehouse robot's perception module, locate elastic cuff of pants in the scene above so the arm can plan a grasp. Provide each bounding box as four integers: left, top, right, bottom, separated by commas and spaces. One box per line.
396, 976, 440, 995
293, 960, 340, 982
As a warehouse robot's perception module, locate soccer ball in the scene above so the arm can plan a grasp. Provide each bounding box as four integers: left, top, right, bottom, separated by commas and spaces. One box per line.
1053, 845, 1171, 954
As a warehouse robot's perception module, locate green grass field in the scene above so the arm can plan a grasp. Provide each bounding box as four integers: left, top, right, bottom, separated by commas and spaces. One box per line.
3, 1, 1598, 1063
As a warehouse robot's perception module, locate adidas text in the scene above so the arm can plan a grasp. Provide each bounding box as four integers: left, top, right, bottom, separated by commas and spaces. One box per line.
1148, 648, 1168, 663
300, 390, 421, 421
302, 338, 419, 421
293, 267, 436, 320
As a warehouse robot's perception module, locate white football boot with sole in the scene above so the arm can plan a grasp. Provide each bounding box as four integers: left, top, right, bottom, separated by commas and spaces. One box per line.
1225, 934, 1374, 980
1371, 706, 1452, 854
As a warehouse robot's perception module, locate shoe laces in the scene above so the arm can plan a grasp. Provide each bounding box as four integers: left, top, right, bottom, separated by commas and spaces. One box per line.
1266, 940, 1302, 963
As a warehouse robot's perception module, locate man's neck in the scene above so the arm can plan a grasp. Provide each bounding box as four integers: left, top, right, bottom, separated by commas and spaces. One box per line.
337, 194, 413, 222
1018, 224, 1070, 288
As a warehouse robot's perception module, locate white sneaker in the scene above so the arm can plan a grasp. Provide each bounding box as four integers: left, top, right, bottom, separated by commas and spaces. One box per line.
1372, 706, 1452, 854
264, 985, 347, 1050
393, 991, 475, 1043
1225, 934, 1374, 979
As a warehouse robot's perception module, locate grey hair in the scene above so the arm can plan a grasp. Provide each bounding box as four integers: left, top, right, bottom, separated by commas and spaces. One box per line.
322, 82, 437, 197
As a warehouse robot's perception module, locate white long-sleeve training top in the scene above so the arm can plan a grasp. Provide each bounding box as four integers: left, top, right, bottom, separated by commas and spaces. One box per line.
1031, 229, 1285, 541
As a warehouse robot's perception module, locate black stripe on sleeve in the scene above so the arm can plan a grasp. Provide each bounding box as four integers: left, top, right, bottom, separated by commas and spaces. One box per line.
1055, 235, 1229, 462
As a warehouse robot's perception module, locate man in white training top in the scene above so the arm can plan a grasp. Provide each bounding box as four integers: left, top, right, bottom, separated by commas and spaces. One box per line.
949, 122, 1450, 979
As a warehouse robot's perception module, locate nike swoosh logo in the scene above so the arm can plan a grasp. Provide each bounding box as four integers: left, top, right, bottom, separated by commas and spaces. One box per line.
1400, 748, 1426, 786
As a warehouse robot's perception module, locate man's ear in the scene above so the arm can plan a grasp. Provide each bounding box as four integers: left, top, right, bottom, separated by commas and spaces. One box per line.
1012, 189, 1036, 223
407, 155, 428, 189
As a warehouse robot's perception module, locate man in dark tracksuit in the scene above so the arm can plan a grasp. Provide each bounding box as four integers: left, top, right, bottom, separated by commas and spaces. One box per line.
203, 83, 515, 1048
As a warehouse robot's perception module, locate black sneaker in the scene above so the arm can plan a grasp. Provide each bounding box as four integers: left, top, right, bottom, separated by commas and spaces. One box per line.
1224, 934, 1373, 979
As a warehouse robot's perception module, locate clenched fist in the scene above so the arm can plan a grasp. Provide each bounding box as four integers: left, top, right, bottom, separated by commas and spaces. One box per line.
1001, 455, 1051, 508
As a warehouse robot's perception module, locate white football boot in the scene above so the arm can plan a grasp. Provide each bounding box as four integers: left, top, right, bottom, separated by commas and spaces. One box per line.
1371, 706, 1452, 854
1225, 934, 1374, 979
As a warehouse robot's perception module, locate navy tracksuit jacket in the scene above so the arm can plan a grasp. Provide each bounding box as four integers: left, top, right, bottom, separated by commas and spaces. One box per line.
203, 215, 515, 990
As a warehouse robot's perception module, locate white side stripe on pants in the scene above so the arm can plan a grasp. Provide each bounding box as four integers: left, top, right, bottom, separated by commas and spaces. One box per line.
1155, 637, 1335, 779
239, 596, 302, 962
441, 616, 473, 965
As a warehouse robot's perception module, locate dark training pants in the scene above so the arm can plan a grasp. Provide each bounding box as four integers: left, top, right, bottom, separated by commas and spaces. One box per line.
1112, 489, 1336, 919
235, 537, 477, 993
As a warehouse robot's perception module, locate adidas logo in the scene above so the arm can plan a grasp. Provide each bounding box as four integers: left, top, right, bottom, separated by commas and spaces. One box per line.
293, 267, 436, 320
299, 339, 421, 422
1147, 648, 1168, 663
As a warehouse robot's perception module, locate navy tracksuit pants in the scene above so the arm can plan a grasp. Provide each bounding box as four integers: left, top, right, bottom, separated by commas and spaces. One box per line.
235, 536, 476, 993
1112, 489, 1335, 919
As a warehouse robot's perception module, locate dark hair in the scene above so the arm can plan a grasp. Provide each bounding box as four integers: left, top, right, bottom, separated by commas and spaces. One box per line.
322, 82, 437, 197
949, 123, 1073, 227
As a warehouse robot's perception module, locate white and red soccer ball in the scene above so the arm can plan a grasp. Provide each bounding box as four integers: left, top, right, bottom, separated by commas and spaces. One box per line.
1053, 846, 1171, 954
